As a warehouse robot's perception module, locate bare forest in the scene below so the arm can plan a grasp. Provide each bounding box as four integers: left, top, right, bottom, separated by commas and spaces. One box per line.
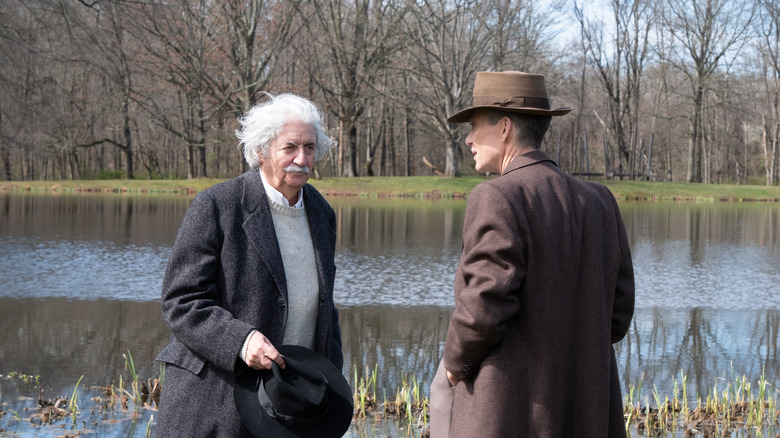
0, 0, 778, 185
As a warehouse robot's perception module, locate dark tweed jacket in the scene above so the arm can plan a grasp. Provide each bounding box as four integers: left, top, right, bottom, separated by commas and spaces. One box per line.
443, 150, 635, 438
155, 169, 342, 437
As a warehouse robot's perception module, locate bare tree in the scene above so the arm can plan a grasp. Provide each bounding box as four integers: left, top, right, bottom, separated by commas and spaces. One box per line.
404, 0, 495, 177
0, 2, 37, 180
404, 0, 556, 177
63, 0, 145, 179
299, 0, 407, 177
132, 0, 227, 179
216, 0, 302, 117
1, 0, 778, 183
575, 0, 654, 179
659, 0, 754, 182
757, 0, 780, 186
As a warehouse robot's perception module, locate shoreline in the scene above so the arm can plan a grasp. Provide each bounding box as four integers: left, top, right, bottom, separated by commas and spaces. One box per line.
2, 366, 778, 438
2, 177, 780, 202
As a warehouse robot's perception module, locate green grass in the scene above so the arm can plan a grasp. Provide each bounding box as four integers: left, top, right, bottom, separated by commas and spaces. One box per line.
0, 178, 223, 195
2, 176, 779, 201
598, 179, 780, 202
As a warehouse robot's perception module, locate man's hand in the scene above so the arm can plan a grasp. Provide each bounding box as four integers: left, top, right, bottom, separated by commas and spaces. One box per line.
244, 331, 286, 370
446, 370, 460, 387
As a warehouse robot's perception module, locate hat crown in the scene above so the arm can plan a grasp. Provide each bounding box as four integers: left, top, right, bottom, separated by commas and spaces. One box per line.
474, 71, 549, 100
446, 70, 572, 123
259, 357, 330, 425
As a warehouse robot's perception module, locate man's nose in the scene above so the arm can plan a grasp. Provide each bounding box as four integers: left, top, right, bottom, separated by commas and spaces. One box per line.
293, 147, 308, 164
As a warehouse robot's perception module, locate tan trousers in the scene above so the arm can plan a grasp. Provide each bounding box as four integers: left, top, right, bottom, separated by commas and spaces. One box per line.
429, 360, 455, 438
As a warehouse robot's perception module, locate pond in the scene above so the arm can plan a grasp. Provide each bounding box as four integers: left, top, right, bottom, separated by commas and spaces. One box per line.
0, 192, 779, 437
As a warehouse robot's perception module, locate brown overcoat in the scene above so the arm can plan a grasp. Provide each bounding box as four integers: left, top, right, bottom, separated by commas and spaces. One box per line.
442, 150, 635, 437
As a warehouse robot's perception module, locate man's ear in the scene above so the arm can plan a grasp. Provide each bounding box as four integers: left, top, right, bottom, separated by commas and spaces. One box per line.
501, 117, 513, 143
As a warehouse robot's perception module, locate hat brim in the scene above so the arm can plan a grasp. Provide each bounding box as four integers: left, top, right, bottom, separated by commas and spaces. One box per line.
234, 345, 353, 438
447, 105, 572, 123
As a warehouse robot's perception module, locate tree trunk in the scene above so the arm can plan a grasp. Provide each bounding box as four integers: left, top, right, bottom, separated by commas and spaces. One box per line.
344, 120, 358, 177
198, 107, 208, 178
444, 138, 461, 177
2, 146, 10, 181
404, 109, 413, 177
187, 144, 194, 180
687, 120, 694, 182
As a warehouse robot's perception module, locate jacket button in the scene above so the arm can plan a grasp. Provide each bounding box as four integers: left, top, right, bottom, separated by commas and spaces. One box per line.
277, 297, 286, 307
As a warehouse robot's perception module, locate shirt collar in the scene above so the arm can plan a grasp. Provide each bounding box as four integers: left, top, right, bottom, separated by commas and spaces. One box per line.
259, 170, 304, 209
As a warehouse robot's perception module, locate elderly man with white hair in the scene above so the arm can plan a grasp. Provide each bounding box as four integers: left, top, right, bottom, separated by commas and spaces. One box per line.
155, 93, 343, 437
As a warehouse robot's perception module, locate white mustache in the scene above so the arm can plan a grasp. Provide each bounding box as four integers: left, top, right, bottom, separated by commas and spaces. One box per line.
284, 164, 310, 173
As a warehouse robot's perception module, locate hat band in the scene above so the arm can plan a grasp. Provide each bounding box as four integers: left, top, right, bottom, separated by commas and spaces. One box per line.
257, 377, 330, 428
471, 95, 550, 110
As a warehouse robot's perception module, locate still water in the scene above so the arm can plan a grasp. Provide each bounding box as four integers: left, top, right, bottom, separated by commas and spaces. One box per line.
1, 192, 779, 436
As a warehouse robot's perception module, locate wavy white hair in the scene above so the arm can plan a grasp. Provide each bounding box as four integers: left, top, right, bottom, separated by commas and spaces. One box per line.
236, 93, 332, 168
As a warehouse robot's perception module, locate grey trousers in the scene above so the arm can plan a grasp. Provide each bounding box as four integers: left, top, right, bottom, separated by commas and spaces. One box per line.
429, 360, 455, 438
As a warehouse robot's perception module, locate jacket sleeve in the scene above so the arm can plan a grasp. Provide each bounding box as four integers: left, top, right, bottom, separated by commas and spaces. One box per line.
443, 184, 525, 380
160, 191, 254, 373
609, 195, 635, 343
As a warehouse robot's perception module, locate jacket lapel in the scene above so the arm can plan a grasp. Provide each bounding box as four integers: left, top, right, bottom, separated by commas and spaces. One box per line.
241, 170, 287, 295
303, 186, 332, 295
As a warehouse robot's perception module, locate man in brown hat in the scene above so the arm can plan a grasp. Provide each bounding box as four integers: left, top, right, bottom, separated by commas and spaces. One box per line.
429, 71, 635, 437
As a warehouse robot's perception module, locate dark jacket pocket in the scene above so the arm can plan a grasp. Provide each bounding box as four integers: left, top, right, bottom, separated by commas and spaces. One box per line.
155, 341, 206, 375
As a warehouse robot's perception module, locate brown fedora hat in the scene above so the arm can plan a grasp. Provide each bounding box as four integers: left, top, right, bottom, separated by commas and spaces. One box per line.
448, 71, 572, 123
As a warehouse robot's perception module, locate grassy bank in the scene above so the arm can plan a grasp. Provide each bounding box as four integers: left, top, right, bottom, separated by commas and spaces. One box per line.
2, 176, 780, 201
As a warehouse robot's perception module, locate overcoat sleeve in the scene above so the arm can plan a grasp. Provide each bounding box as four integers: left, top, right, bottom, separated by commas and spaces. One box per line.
605, 190, 635, 343
443, 183, 525, 380
160, 190, 255, 374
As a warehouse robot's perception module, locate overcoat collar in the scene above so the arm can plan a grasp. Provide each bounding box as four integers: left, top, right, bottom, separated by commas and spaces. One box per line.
501, 149, 557, 176
241, 169, 287, 296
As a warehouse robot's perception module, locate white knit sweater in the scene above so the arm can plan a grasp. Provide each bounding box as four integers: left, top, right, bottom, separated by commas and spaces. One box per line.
268, 199, 319, 349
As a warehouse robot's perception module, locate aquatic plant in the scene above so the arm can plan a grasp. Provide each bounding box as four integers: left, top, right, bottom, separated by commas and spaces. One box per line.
352, 364, 378, 418
623, 369, 780, 437
2, 372, 40, 384
68, 375, 84, 426
5, 409, 22, 434
146, 414, 154, 438
3, 361, 780, 438
123, 350, 141, 410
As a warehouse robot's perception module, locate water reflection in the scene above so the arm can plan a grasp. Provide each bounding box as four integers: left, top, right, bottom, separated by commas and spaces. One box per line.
1, 193, 779, 436
620, 203, 780, 309
1, 298, 777, 418
621, 202, 779, 248
0, 191, 191, 244
0, 298, 169, 386
330, 199, 464, 307
618, 307, 780, 397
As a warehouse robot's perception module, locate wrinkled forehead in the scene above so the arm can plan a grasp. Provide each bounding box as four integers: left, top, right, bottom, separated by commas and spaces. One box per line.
275, 120, 316, 144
